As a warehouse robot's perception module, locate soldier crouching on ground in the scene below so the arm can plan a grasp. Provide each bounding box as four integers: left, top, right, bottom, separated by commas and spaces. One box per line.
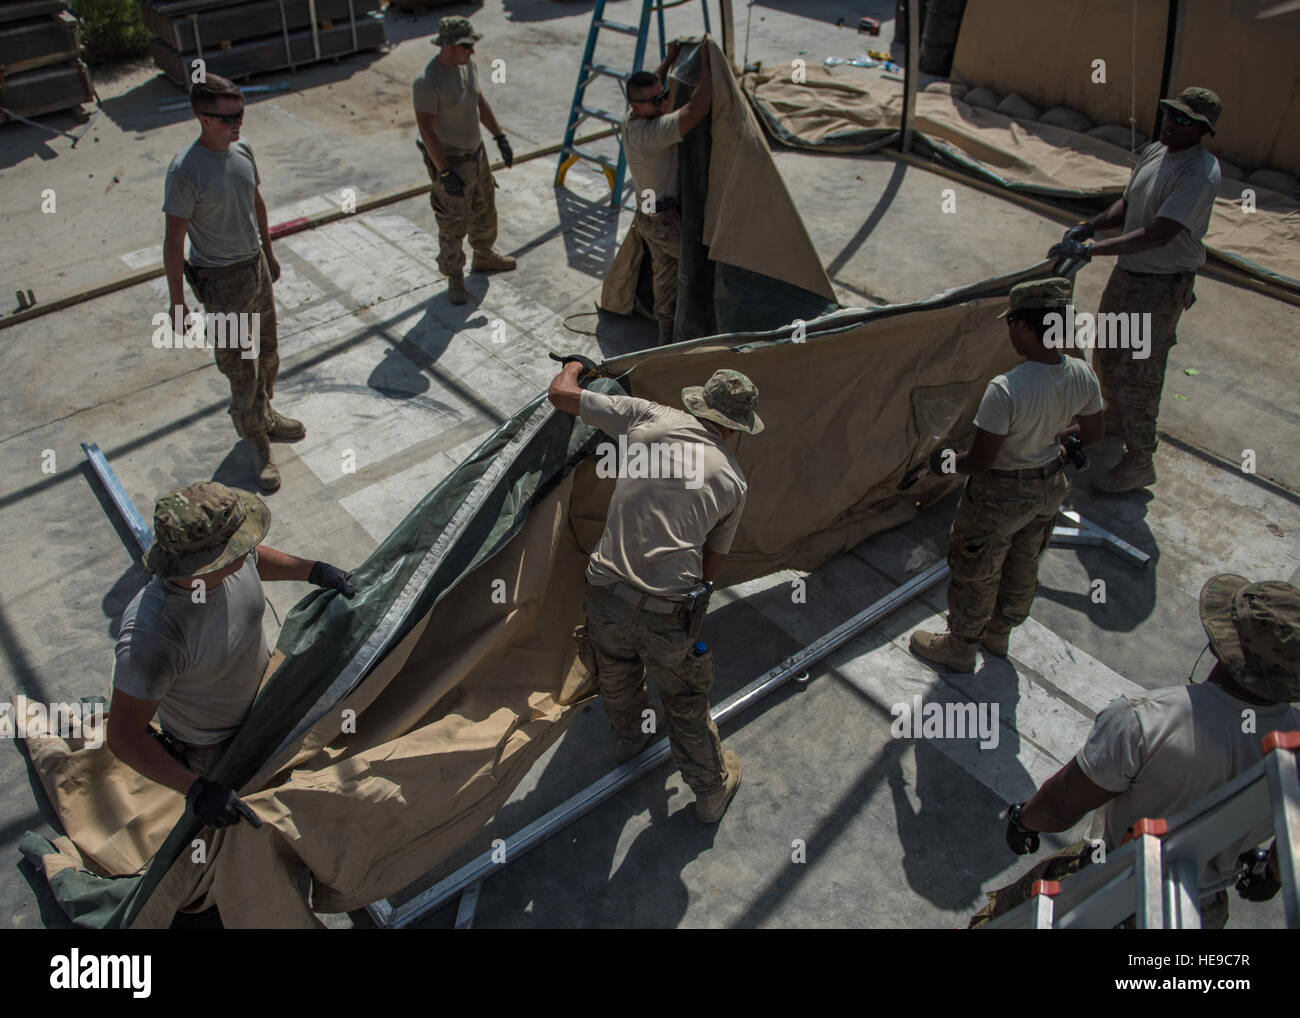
106, 482, 355, 828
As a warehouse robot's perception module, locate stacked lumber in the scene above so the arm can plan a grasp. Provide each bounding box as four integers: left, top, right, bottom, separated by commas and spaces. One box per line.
136, 0, 388, 86
0, 1, 94, 120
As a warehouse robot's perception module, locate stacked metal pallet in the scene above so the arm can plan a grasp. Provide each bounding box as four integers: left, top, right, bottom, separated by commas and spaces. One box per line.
0, 1, 94, 121
137, 0, 388, 86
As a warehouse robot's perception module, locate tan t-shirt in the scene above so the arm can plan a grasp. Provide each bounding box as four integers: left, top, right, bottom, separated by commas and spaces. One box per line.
162, 138, 262, 267
1078, 682, 1300, 884
412, 56, 482, 157
623, 109, 683, 202
973, 357, 1102, 470
112, 550, 270, 746
1118, 142, 1220, 274
579, 390, 747, 596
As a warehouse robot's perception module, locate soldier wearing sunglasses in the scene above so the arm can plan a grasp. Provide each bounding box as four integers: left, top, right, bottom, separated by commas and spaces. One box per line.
622, 39, 714, 345
412, 16, 517, 305
1048, 86, 1223, 494
163, 74, 303, 494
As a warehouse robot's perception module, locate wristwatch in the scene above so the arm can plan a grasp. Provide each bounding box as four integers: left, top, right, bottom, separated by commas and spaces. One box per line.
1008, 801, 1032, 832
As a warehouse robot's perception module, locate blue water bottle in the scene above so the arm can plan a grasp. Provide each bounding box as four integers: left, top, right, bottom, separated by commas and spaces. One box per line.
693, 641, 708, 656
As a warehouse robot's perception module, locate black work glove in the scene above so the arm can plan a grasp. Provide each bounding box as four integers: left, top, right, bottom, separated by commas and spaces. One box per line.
929, 447, 955, 476
1006, 802, 1040, 856
1048, 238, 1093, 262
1235, 847, 1281, 902
439, 167, 465, 197
494, 133, 514, 169
309, 560, 356, 598
548, 351, 601, 382
186, 778, 262, 829
1063, 220, 1095, 245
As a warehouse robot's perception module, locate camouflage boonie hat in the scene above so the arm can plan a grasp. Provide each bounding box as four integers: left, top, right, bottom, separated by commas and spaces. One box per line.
682, 369, 764, 435
1160, 86, 1222, 136
997, 277, 1073, 319
1199, 575, 1300, 702
143, 481, 270, 580
434, 16, 482, 47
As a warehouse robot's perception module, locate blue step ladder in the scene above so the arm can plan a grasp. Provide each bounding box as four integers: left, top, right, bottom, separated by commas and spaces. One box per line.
555, 0, 712, 208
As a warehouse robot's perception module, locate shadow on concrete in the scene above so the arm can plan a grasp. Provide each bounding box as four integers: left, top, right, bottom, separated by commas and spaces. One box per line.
0, 112, 86, 170
385, 2, 486, 45
502, 0, 595, 24
752, 0, 897, 29
554, 188, 622, 280
825, 158, 906, 278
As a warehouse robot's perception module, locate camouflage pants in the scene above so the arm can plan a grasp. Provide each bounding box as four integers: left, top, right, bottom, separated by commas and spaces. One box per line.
1092, 266, 1196, 462
946, 470, 1068, 639
634, 207, 681, 345
186, 252, 279, 442
969, 839, 1229, 929
420, 142, 498, 276
583, 580, 726, 795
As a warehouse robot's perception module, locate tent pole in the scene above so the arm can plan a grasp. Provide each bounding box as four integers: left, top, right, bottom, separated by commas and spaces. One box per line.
900, 0, 920, 154
1158, 0, 1184, 123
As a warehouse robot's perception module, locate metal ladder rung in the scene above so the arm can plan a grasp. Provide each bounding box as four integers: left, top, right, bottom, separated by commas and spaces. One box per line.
594, 18, 640, 35
564, 145, 619, 170
586, 62, 632, 82
576, 104, 623, 126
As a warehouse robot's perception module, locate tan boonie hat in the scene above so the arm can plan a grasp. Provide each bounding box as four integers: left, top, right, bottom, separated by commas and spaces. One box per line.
1199, 574, 1300, 702
682, 368, 764, 435
434, 16, 482, 46
997, 276, 1074, 319
143, 481, 270, 580
1160, 86, 1222, 136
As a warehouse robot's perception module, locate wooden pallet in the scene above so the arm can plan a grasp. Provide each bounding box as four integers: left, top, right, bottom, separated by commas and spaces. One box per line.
149, 10, 386, 84
0, 58, 92, 118
138, 0, 378, 52
0, 1, 68, 25
0, 10, 80, 76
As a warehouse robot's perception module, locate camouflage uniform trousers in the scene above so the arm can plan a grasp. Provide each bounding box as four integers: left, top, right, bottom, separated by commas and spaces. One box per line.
1092, 266, 1196, 462
969, 839, 1229, 929
420, 141, 498, 277
186, 252, 279, 443
946, 470, 1069, 640
634, 206, 681, 345
583, 580, 726, 795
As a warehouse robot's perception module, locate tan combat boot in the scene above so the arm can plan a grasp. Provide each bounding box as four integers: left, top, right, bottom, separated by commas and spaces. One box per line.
267, 407, 306, 442
614, 705, 664, 764
695, 749, 742, 823
981, 626, 1011, 657
909, 629, 978, 672
251, 436, 281, 493
1091, 452, 1156, 493
447, 272, 468, 304
470, 249, 517, 272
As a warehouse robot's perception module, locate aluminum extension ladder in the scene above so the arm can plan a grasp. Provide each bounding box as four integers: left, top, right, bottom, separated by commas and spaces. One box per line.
554, 0, 712, 207
983, 730, 1300, 929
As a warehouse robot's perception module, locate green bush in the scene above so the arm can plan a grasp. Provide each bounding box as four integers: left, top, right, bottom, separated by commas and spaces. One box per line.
73, 0, 152, 66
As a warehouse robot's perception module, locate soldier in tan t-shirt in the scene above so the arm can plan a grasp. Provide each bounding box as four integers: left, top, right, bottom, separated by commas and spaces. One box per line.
548, 362, 764, 823
910, 278, 1104, 673
620, 40, 714, 344
412, 16, 517, 304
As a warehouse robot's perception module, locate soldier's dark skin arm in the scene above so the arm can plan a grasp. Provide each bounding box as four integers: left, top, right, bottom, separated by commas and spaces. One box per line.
702, 547, 726, 584
1017, 758, 1118, 833
953, 428, 1006, 475
1058, 410, 1105, 448
1089, 216, 1186, 258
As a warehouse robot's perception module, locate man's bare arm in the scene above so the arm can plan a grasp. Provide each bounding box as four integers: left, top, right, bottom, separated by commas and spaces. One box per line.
477, 92, 502, 136
675, 46, 713, 137
1019, 758, 1118, 833
1089, 216, 1186, 258
547, 362, 584, 417
1085, 197, 1127, 234
255, 544, 315, 583
702, 547, 726, 584
163, 213, 189, 323
106, 689, 199, 795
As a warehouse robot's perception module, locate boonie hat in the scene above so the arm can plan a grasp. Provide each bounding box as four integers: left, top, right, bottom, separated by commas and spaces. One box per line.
1199, 574, 1300, 702
1159, 86, 1221, 136
682, 368, 764, 435
143, 481, 270, 580
434, 16, 483, 47
997, 276, 1074, 319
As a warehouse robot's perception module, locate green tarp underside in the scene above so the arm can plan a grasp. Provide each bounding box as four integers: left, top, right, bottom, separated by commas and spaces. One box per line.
20, 833, 137, 930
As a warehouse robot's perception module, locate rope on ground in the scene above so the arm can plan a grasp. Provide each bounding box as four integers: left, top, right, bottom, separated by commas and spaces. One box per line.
562, 310, 616, 341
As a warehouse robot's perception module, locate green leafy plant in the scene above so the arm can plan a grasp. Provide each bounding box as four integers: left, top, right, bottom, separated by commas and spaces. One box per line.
72, 0, 152, 66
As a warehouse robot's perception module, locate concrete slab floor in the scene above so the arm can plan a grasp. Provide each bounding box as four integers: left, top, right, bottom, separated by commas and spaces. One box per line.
2, 2, 1297, 930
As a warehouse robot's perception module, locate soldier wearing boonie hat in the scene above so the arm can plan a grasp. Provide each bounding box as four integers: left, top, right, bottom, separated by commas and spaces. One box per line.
412, 15, 517, 305
1048, 85, 1224, 494
547, 360, 762, 822
910, 277, 1104, 673
107, 481, 356, 829
973, 575, 1300, 929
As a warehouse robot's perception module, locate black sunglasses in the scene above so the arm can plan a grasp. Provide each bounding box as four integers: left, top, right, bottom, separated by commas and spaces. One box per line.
631, 88, 669, 107
457, 42, 475, 51
1166, 109, 1196, 127
205, 107, 245, 124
